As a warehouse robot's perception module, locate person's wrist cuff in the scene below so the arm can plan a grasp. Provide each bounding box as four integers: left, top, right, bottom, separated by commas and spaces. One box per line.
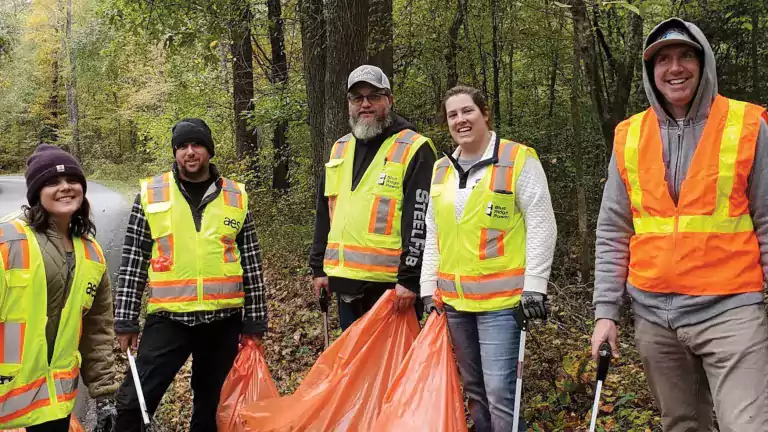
595, 303, 621, 322
115, 320, 139, 334
522, 275, 548, 294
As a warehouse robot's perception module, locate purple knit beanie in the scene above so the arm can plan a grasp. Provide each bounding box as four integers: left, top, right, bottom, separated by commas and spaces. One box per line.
25, 144, 87, 205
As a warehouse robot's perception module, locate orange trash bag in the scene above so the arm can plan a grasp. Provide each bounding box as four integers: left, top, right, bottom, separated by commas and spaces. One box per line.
5, 415, 85, 432
217, 339, 279, 432
371, 311, 468, 432
240, 290, 420, 431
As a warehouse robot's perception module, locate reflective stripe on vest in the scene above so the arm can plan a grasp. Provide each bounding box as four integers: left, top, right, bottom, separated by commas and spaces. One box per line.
324, 243, 400, 274
0, 377, 49, 423
0, 221, 29, 271
330, 135, 352, 159
0, 322, 25, 364
438, 270, 524, 300
479, 228, 505, 259
146, 173, 171, 204
489, 141, 516, 192
148, 277, 244, 303
431, 159, 451, 187
222, 179, 244, 209
222, 236, 237, 263
53, 368, 79, 403
614, 95, 764, 295
369, 197, 397, 235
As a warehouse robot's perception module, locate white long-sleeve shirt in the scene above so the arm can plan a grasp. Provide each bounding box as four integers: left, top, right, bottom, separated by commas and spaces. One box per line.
420, 132, 557, 299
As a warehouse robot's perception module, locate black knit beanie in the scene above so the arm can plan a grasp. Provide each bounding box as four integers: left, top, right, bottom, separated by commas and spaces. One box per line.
25, 144, 87, 205
171, 118, 215, 157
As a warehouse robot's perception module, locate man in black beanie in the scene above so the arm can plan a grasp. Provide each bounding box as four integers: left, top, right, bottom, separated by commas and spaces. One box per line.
113, 118, 268, 431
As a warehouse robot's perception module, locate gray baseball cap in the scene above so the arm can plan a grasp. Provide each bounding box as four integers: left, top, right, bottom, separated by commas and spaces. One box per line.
643, 26, 702, 61
347, 65, 391, 91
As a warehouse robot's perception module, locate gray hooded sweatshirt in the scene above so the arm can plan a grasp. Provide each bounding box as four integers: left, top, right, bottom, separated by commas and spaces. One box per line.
593, 18, 768, 328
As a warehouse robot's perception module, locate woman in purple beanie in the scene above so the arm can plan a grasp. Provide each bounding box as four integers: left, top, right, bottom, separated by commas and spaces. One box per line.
0, 145, 118, 432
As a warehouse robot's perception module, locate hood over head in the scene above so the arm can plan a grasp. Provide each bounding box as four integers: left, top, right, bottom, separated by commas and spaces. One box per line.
642, 18, 717, 123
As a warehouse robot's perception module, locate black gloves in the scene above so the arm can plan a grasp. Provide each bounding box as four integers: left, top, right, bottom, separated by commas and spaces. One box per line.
521, 292, 548, 321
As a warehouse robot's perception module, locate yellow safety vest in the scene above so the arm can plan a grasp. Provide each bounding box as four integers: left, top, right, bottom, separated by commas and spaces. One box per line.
139, 172, 248, 314
323, 129, 436, 282
431, 140, 535, 312
0, 219, 104, 429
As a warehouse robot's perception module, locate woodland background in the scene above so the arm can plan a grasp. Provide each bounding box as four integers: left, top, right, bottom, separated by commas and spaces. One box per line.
1, 0, 766, 430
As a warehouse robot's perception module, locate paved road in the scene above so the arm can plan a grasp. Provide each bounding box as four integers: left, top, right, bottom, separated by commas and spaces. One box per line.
0, 175, 132, 429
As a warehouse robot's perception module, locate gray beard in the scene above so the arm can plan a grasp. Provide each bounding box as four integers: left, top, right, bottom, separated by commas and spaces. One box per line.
350, 113, 394, 140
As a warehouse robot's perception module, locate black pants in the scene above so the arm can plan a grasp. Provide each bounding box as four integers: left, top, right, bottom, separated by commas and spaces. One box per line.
26, 415, 71, 432
115, 314, 242, 432
336, 284, 421, 330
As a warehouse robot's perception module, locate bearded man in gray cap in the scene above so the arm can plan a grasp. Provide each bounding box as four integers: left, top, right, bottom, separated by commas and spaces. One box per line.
309, 65, 437, 329
591, 17, 768, 432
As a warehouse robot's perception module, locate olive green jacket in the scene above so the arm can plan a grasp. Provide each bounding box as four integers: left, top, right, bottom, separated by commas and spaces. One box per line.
34, 224, 118, 399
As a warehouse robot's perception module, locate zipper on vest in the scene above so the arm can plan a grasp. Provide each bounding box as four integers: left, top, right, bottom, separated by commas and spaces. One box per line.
672, 122, 683, 202
196, 232, 203, 303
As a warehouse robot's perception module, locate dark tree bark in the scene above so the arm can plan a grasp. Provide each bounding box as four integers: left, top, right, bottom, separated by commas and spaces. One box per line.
570, 22, 590, 284
367, 0, 392, 78
231, 0, 259, 163
300, 0, 327, 190
569, 0, 642, 158
64, 0, 79, 158
506, 42, 514, 126
445, 0, 464, 89
323, 0, 368, 154
268, 0, 290, 190
460, 0, 479, 88
490, 0, 501, 130
751, 9, 759, 93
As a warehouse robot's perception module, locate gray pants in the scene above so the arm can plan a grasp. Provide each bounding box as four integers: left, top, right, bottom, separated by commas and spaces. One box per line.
634, 305, 768, 432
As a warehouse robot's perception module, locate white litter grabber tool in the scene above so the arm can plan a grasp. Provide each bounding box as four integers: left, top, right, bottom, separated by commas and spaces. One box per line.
511, 307, 528, 432
127, 349, 152, 430
589, 342, 613, 432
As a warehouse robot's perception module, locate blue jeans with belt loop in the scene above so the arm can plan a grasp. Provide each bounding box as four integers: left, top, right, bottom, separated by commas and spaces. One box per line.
445, 304, 525, 432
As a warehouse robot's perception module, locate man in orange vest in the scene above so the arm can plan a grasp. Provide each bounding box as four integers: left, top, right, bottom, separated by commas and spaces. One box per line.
591, 18, 768, 432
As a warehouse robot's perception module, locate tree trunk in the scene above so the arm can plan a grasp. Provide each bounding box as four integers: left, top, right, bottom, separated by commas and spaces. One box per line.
569, 0, 641, 158
445, 0, 463, 89
323, 0, 368, 154
367, 0, 392, 78
506, 42, 514, 126
300, 0, 327, 191
490, 0, 501, 131
64, 0, 79, 159
570, 22, 590, 284
268, 0, 290, 191
751, 9, 759, 94
460, 0, 479, 88
231, 0, 259, 164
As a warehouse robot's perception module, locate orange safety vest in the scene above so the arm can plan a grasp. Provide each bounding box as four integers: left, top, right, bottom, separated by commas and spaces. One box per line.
614, 95, 765, 295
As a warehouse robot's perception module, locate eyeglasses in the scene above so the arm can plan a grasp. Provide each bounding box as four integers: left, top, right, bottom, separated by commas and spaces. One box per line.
347, 92, 388, 106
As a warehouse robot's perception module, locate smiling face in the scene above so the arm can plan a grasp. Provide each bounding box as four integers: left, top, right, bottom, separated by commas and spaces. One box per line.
39, 175, 84, 219
653, 44, 701, 118
444, 93, 490, 148
175, 142, 211, 180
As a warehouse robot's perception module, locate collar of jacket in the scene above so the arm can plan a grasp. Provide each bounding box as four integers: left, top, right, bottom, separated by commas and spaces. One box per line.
171, 162, 223, 208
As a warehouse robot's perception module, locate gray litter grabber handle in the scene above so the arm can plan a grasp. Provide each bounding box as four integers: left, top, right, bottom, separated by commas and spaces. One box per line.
589, 342, 613, 432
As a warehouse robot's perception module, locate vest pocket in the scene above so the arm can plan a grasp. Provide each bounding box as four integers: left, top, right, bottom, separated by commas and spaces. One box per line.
150, 235, 174, 273
144, 201, 173, 238
324, 159, 345, 197
374, 162, 405, 197
481, 193, 517, 231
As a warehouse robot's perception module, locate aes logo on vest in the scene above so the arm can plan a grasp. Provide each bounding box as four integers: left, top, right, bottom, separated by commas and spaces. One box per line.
223, 217, 241, 230
86, 281, 98, 298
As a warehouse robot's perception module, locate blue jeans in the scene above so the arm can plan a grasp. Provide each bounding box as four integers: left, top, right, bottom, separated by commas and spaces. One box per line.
445, 305, 524, 432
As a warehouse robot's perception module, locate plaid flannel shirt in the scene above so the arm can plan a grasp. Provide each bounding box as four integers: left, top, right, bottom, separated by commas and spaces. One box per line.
114, 172, 268, 336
